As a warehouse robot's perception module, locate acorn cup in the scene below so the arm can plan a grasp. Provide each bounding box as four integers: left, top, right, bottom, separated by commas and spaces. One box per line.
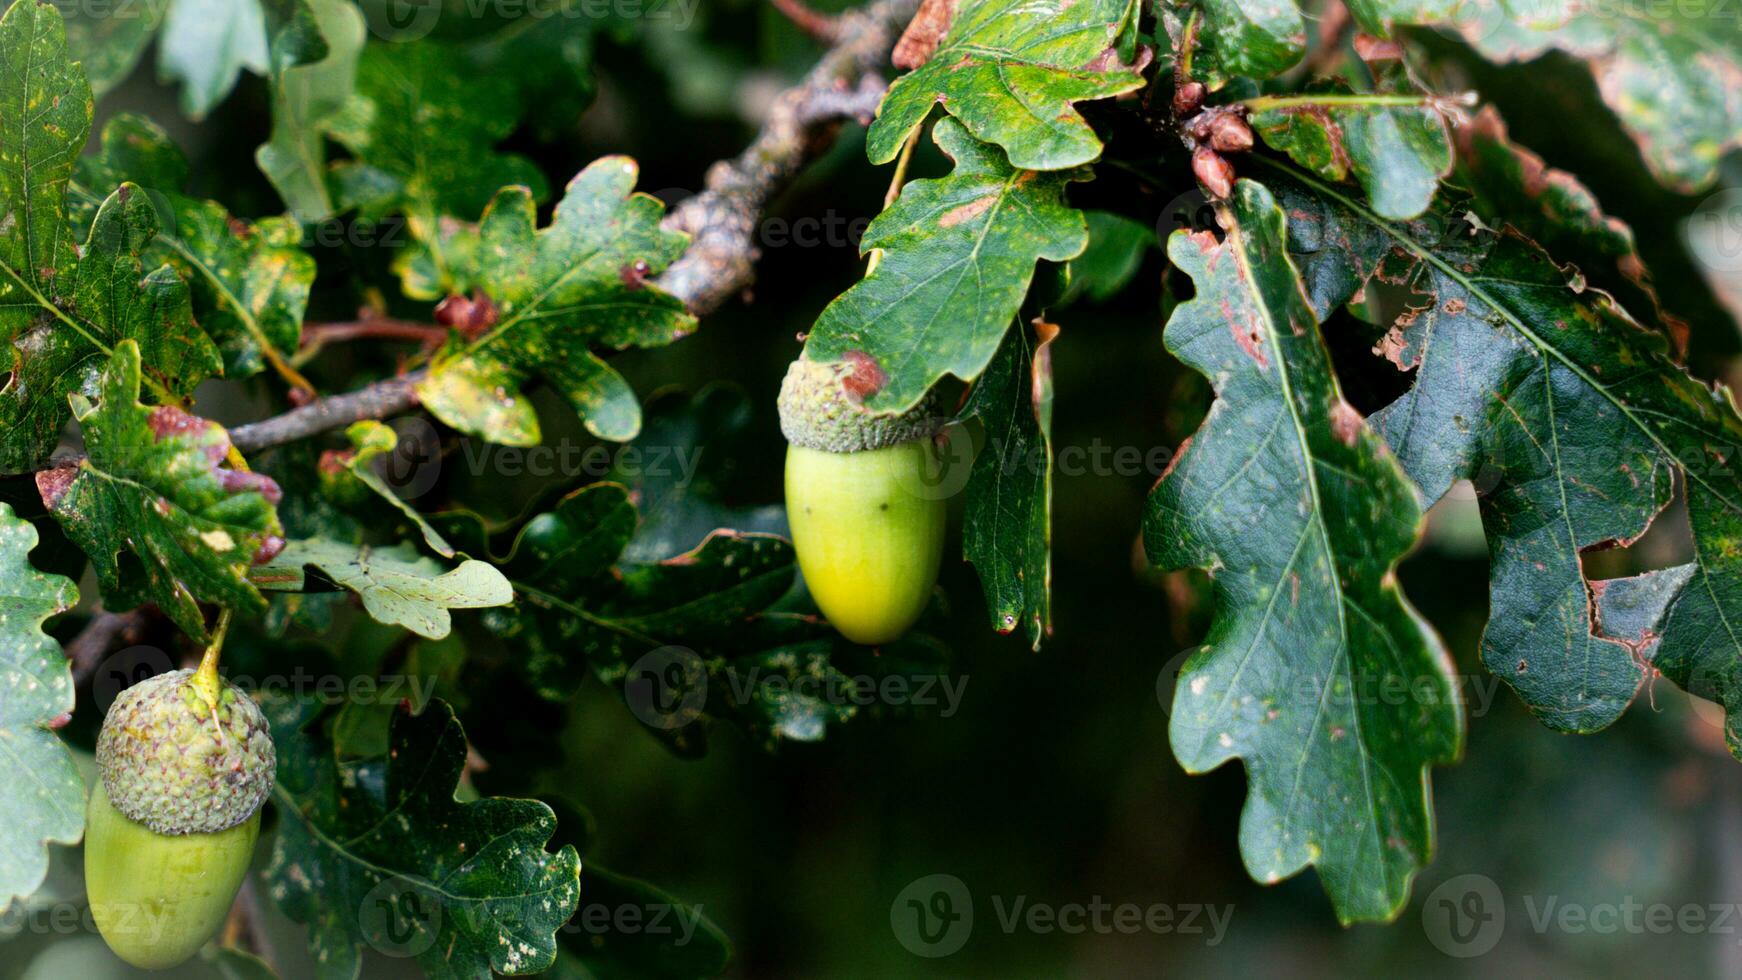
85, 667, 275, 970
779, 354, 949, 645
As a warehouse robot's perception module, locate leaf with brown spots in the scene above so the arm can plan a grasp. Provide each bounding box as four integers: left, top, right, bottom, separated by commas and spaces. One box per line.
1247, 76, 1453, 220
1271, 162, 1742, 754
265, 695, 581, 979
892, 0, 956, 69
416, 158, 693, 446
1161, 0, 1307, 88
1145, 179, 1460, 924
1162, 0, 1471, 90
0, 2, 222, 473
40, 342, 282, 641
805, 119, 1091, 413
1450, 106, 1673, 340
1455, 2, 1742, 193
74, 114, 317, 380
866, 0, 1145, 170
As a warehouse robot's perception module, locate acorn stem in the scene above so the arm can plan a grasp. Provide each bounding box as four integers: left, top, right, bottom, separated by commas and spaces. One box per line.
191, 608, 232, 709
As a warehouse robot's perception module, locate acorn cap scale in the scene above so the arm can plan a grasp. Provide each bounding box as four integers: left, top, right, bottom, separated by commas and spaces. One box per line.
777, 353, 943, 453
96, 669, 275, 836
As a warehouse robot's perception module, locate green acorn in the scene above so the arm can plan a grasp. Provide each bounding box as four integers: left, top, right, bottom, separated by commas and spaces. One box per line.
779, 353, 949, 645
86, 666, 275, 970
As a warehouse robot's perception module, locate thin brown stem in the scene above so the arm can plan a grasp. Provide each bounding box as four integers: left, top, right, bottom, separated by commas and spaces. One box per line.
658, 0, 920, 315
65, 608, 154, 686
228, 373, 425, 453
261, 343, 319, 399
768, 0, 842, 41
304, 319, 449, 346
32, 0, 921, 466
867, 126, 921, 275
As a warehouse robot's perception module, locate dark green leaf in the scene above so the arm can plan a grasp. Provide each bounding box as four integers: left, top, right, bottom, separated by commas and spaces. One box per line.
1060, 210, 1156, 306
329, 41, 548, 297
415, 159, 693, 445
72, 113, 314, 381
1247, 81, 1453, 220
501, 483, 640, 600
265, 697, 582, 979
805, 118, 1090, 413
1166, 0, 1306, 87
0, 2, 222, 471
0, 502, 80, 911
469, 0, 619, 139
473, 480, 896, 747
866, 0, 1145, 170
606, 385, 785, 563
962, 319, 1054, 648
1587, 562, 1742, 754
37, 341, 282, 640
512, 526, 795, 700
73, 113, 189, 211
200, 945, 282, 980
1272, 162, 1742, 747
562, 866, 731, 980
1144, 179, 1461, 923
1449, 105, 1647, 307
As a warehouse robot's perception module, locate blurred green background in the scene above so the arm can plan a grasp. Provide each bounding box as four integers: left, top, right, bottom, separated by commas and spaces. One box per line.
5, 1, 1742, 977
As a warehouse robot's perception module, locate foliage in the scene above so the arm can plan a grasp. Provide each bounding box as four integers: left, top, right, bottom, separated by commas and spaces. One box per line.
0, 503, 80, 910
1144, 180, 1460, 922
5, 0, 1742, 972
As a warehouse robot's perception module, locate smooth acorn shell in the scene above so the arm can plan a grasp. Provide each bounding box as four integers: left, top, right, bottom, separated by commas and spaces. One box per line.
786, 440, 946, 644
85, 782, 259, 970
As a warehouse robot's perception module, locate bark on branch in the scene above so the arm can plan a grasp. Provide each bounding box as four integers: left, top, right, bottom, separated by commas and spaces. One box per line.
225, 0, 918, 455
230, 373, 425, 452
